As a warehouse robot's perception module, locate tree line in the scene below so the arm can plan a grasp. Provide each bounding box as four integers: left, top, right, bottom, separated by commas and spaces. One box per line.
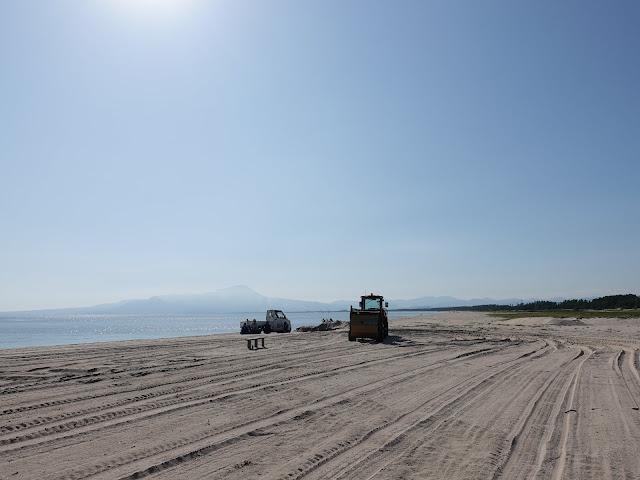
438, 294, 640, 312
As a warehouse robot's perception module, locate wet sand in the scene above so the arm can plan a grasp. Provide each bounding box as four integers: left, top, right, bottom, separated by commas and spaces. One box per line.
1, 312, 639, 479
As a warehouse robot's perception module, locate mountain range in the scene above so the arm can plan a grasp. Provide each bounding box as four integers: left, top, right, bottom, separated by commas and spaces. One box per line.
8, 286, 568, 314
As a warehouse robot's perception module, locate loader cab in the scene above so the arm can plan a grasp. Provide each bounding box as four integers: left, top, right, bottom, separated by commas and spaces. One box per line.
359, 295, 388, 311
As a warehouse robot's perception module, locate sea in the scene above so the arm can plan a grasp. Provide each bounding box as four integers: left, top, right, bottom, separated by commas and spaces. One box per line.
0, 310, 436, 349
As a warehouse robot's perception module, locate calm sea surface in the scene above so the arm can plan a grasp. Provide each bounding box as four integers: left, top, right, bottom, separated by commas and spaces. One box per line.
0, 311, 436, 349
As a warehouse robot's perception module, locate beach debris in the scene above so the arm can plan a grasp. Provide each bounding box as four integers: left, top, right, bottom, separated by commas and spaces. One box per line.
296, 319, 345, 332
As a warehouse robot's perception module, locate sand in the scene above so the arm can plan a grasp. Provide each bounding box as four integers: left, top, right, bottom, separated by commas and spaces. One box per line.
1, 311, 639, 479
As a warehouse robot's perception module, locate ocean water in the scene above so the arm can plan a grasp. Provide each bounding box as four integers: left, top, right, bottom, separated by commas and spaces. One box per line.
0, 310, 436, 349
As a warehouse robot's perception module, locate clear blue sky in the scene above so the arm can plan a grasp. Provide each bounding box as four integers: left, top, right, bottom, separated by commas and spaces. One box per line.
1, 0, 639, 311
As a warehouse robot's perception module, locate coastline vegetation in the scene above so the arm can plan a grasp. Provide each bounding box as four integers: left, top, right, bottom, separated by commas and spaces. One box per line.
409, 294, 640, 320
485, 294, 640, 320
489, 309, 640, 320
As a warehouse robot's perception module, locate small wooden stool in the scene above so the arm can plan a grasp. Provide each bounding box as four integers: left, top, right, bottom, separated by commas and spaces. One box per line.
247, 338, 265, 350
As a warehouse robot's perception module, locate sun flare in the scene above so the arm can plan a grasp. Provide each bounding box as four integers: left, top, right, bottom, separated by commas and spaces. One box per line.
109, 0, 195, 24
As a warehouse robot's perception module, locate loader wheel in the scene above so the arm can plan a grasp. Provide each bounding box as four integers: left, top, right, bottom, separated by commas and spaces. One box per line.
377, 324, 385, 342
348, 331, 355, 342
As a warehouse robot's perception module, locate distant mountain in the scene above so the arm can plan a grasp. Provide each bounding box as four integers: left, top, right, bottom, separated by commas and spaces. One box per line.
3, 286, 567, 315
43, 286, 353, 314
390, 296, 530, 309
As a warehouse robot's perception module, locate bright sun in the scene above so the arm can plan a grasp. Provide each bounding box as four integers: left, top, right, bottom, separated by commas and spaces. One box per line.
109, 0, 194, 24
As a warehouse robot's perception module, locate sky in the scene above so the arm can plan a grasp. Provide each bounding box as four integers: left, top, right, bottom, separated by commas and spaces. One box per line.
1, 0, 639, 311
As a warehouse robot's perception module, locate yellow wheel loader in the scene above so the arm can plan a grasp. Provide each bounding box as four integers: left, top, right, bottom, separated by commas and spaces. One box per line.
349, 294, 388, 342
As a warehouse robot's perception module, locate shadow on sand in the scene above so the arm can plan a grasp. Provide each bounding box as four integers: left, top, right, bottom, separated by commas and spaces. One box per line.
352, 334, 409, 346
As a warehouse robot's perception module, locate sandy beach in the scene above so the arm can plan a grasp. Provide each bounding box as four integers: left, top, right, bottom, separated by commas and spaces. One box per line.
1, 312, 639, 479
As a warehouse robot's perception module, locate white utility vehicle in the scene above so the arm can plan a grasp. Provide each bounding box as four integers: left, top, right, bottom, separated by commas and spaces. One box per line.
240, 310, 292, 334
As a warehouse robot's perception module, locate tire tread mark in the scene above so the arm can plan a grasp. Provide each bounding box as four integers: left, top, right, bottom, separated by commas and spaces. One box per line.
492, 347, 590, 480
0, 344, 462, 449
551, 348, 592, 480
278, 341, 551, 480
41, 344, 521, 480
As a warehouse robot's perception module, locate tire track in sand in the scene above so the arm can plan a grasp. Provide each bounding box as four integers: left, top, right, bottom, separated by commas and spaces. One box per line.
490, 347, 591, 480
257, 340, 553, 480
0, 341, 496, 460
59, 343, 524, 480
0, 338, 447, 435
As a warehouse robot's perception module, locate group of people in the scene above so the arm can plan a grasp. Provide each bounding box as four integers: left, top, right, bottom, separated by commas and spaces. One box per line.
240, 318, 271, 334
240, 319, 258, 334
